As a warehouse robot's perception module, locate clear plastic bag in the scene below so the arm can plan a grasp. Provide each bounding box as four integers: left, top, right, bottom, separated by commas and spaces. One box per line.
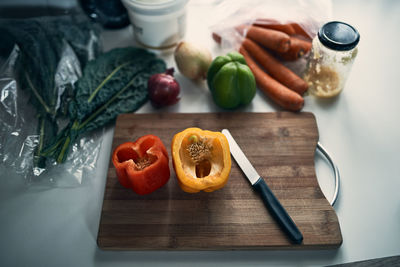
208, 0, 332, 93
209, 0, 332, 51
0, 15, 102, 186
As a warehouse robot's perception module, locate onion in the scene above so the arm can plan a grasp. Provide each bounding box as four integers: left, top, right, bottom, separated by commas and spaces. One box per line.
147, 68, 180, 108
174, 41, 212, 80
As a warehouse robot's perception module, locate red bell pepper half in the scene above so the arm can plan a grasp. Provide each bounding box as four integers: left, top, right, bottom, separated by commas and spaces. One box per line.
112, 135, 170, 195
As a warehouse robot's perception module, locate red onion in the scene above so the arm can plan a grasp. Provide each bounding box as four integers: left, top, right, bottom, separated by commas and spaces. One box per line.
147, 68, 180, 108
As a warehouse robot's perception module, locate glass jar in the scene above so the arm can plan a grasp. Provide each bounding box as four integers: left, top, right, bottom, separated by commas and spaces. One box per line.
304, 21, 360, 98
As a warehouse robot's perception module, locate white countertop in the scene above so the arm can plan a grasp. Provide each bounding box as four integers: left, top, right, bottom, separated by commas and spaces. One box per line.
1, 0, 400, 266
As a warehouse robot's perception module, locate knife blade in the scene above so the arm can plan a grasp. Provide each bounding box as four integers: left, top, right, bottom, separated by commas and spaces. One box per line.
222, 129, 303, 244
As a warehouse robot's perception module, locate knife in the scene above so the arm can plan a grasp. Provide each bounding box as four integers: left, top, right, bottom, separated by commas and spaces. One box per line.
222, 129, 303, 244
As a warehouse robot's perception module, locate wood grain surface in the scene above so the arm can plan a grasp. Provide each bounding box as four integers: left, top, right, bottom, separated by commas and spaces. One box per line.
97, 112, 342, 250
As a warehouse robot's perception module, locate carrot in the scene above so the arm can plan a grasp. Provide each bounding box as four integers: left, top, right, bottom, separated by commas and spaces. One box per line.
252, 18, 296, 35
252, 19, 312, 40
241, 38, 308, 95
236, 25, 290, 53
212, 32, 222, 44
239, 46, 304, 111
290, 23, 312, 40
277, 36, 312, 61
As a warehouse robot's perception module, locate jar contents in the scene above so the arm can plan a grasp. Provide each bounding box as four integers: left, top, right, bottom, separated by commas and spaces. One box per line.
304, 21, 360, 98
304, 63, 341, 98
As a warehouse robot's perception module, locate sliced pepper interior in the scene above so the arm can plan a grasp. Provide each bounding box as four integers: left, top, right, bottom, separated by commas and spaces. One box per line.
112, 135, 170, 195
115, 138, 159, 171
172, 128, 231, 193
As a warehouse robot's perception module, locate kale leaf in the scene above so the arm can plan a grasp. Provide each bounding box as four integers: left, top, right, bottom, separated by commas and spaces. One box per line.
43, 47, 166, 163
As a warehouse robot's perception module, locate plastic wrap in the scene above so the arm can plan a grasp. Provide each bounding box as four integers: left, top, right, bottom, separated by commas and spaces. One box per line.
0, 15, 102, 186
209, 0, 332, 75
209, 0, 332, 51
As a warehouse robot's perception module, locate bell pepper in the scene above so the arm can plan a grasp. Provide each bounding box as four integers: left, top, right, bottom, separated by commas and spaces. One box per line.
112, 135, 170, 195
171, 128, 231, 193
207, 51, 256, 109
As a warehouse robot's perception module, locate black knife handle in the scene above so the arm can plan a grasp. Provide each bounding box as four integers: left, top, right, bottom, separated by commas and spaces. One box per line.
253, 177, 303, 244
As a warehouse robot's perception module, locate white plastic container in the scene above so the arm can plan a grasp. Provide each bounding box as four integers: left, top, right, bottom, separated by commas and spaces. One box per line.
121, 0, 189, 49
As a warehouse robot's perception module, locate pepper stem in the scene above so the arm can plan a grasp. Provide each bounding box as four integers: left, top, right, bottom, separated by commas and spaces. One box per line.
188, 134, 198, 143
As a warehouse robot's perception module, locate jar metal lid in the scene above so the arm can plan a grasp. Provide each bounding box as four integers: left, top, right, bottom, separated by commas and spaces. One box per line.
318, 21, 360, 51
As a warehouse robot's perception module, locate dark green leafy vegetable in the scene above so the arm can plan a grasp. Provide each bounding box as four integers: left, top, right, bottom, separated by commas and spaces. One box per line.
0, 15, 101, 168
42, 47, 166, 163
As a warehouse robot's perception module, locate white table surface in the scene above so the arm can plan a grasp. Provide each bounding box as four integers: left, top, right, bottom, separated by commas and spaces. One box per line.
1, 0, 400, 266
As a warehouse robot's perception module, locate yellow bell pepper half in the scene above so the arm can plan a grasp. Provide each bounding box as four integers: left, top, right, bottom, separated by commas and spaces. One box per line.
171, 127, 231, 193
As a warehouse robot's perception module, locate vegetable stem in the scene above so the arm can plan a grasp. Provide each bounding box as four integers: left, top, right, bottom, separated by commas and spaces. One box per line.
37, 116, 45, 155
87, 61, 133, 103
24, 72, 55, 116
79, 77, 136, 130
40, 137, 65, 156
188, 135, 198, 143
33, 116, 46, 167
57, 136, 70, 163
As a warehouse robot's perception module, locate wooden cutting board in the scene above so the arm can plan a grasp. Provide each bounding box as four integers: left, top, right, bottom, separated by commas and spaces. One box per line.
97, 112, 342, 250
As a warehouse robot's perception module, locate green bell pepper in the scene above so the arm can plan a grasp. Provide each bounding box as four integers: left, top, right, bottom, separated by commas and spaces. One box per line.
207, 52, 256, 109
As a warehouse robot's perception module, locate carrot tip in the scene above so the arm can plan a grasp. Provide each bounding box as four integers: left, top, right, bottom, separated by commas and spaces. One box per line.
282, 41, 290, 52
212, 32, 222, 44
